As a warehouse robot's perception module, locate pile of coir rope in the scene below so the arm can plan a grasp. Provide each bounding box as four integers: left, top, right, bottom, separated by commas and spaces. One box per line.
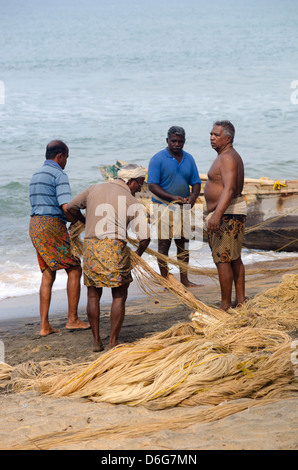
1, 269, 297, 409
3, 222, 296, 409
1, 222, 297, 449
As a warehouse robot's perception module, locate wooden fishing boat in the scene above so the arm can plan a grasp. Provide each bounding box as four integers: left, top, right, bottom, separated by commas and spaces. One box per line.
99, 161, 298, 252
233, 177, 298, 252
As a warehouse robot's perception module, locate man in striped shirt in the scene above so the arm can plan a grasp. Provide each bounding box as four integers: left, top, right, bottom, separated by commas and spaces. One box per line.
29, 140, 89, 336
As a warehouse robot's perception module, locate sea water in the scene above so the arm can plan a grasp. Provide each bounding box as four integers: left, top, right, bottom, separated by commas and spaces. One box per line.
0, 0, 298, 306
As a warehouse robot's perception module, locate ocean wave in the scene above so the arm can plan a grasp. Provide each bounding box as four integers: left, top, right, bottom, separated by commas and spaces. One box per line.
0, 261, 66, 301
0, 249, 296, 302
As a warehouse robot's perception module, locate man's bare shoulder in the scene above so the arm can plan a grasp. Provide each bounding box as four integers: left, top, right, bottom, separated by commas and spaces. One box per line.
219, 147, 242, 166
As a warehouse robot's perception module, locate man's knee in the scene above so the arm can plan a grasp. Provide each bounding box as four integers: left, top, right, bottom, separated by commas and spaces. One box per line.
112, 284, 129, 301
66, 264, 82, 277
87, 286, 102, 301
42, 267, 56, 285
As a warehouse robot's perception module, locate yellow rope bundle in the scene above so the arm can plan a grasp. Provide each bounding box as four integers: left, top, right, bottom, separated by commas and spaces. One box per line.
0, 362, 13, 385
1, 271, 297, 449
3, 272, 297, 409
2, 220, 296, 449
5, 320, 295, 408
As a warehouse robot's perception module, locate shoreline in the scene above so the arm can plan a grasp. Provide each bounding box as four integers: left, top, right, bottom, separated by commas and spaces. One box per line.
1, 254, 298, 323
0, 279, 148, 324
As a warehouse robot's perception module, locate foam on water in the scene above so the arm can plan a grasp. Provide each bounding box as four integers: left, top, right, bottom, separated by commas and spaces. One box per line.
0, 261, 68, 301
0, 246, 296, 303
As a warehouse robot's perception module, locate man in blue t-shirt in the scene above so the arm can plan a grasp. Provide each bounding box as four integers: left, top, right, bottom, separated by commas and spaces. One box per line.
147, 126, 201, 287
29, 140, 89, 336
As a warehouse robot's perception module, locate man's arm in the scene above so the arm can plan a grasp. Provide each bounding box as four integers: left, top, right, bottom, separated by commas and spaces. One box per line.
148, 183, 186, 204
207, 155, 237, 233
64, 205, 86, 224
61, 204, 85, 224
64, 188, 88, 225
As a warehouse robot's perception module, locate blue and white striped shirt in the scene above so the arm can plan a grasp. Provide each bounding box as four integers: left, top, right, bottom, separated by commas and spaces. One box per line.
29, 160, 72, 223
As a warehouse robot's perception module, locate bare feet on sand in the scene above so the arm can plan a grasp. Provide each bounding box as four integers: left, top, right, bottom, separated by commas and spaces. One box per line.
93, 340, 104, 352
219, 303, 232, 312
220, 299, 248, 312
39, 318, 90, 336
39, 326, 60, 337
66, 318, 90, 330
232, 297, 247, 308
181, 280, 204, 289
108, 340, 122, 350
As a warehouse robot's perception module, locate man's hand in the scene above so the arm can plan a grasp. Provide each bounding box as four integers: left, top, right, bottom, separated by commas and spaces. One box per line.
207, 212, 221, 233
173, 195, 187, 205
185, 194, 197, 208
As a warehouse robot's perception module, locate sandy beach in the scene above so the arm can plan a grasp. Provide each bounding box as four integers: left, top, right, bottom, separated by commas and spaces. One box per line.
0, 257, 297, 451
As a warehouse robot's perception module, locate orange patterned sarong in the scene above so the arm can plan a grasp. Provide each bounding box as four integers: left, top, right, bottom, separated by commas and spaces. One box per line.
29, 216, 81, 272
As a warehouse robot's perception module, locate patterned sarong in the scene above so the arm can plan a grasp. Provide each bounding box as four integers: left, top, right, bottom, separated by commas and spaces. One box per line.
83, 238, 133, 288
208, 214, 246, 264
29, 215, 81, 272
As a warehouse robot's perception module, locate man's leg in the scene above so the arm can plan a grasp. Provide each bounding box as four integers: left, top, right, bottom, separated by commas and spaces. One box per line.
231, 257, 245, 307
109, 283, 129, 349
157, 239, 171, 278
87, 286, 103, 352
66, 265, 90, 330
175, 238, 199, 288
216, 262, 233, 311
39, 267, 56, 336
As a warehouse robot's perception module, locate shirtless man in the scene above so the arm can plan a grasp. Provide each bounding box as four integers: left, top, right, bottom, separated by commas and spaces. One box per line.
204, 121, 247, 311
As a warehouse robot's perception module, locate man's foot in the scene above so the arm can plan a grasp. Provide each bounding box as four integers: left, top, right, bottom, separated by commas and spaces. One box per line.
66, 318, 90, 330
232, 297, 247, 308
108, 339, 121, 350
92, 340, 104, 352
181, 280, 204, 289
219, 302, 232, 312
39, 326, 60, 337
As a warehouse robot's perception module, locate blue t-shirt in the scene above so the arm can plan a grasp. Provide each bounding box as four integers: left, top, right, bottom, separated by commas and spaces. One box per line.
147, 147, 201, 203
29, 160, 72, 223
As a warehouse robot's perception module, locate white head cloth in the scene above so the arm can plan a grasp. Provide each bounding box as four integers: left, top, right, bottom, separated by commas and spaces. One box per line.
117, 164, 146, 183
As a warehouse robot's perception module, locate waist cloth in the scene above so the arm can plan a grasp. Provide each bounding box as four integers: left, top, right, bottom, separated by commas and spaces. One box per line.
83, 238, 133, 288
29, 215, 81, 272
206, 196, 247, 264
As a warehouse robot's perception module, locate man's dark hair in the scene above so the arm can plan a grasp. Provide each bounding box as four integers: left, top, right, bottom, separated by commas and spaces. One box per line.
45, 140, 68, 160
167, 126, 185, 139
214, 120, 235, 143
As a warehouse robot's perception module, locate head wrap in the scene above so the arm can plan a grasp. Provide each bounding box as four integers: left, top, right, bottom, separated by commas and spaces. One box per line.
117, 164, 146, 183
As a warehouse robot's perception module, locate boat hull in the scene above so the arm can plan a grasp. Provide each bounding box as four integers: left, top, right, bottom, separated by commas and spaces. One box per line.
243, 190, 298, 252
243, 222, 298, 252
